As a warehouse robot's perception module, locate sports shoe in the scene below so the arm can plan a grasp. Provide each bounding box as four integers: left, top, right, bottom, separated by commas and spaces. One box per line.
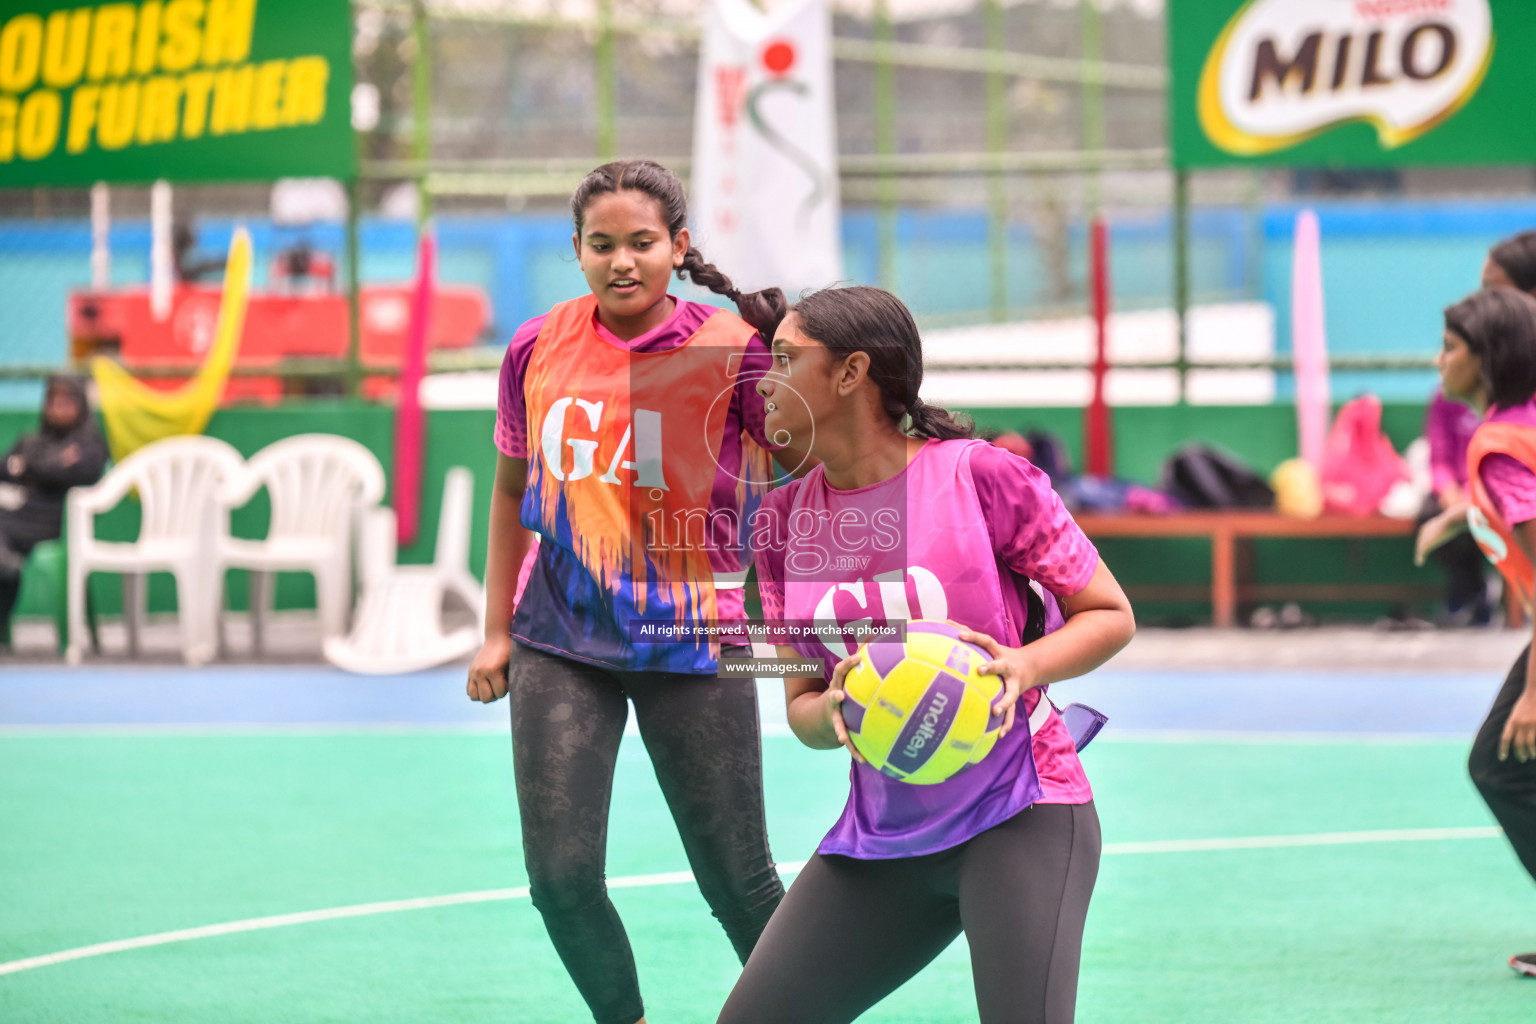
1511, 953, 1536, 977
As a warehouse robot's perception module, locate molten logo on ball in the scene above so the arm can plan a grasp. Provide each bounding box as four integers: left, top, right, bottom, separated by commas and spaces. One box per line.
896, 688, 953, 765
841, 620, 1010, 786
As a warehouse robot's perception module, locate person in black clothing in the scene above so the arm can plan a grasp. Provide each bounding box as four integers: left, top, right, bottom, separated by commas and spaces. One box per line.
0, 376, 109, 647
172, 223, 226, 283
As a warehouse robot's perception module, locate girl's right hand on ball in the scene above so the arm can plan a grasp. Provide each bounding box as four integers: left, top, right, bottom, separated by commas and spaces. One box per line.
467, 634, 514, 703
825, 654, 865, 763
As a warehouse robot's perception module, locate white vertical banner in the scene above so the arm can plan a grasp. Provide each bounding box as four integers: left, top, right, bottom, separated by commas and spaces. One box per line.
691, 0, 842, 296
150, 180, 174, 323
90, 183, 110, 291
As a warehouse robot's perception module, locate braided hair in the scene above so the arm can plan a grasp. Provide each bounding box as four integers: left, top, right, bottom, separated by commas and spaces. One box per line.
790, 286, 973, 441
569, 160, 788, 340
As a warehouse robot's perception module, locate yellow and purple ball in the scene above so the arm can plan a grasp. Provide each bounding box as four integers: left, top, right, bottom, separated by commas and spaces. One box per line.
840, 619, 1006, 786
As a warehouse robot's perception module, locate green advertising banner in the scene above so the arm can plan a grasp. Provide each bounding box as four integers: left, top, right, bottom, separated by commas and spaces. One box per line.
1169, 0, 1536, 169
0, 0, 354, 185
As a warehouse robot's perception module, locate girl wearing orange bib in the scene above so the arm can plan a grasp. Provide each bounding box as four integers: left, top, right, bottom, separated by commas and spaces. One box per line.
466, 162, 803, 1024
1420, 286, 1536, 978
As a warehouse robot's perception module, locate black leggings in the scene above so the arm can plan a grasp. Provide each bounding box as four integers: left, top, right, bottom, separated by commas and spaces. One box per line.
1469, 644, 1536, 885
718, 801, 1101, 1024
507, 642, 784, 1024
0, 517, 53, 642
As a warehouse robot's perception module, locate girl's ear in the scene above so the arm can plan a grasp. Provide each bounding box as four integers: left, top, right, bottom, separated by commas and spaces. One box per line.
572, 231, 582, 266
673, 226, 690, 267
837, 351, 871, 396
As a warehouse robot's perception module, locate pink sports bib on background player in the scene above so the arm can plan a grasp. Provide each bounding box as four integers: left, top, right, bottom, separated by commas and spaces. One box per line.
1467, 413, 1536, 615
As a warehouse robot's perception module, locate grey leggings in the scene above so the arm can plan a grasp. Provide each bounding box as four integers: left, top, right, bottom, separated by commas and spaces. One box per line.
507, 642, 784, 1024
717, 801, 1101, 1024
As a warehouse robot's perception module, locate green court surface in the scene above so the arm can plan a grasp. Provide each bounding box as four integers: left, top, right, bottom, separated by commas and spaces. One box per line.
1, 727, 1532, 1023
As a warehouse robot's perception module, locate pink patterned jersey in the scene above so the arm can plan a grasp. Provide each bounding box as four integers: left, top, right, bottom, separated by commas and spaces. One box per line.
1479, 400, 1536, 526
755, 439, 1099, 859
1424, 390, 1480, 494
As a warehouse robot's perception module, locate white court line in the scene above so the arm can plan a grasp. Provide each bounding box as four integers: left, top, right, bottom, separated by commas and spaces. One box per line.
0, 723, 508, 739
0, 827, 1500, 979
1102, 826, 1501, 855
1095, 729, 1468, 745
0, 870, 720, 979
0, 724, 1471, 743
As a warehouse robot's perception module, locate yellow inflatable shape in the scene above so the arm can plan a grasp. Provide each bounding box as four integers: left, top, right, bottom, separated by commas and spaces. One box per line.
93, 227, 252, 462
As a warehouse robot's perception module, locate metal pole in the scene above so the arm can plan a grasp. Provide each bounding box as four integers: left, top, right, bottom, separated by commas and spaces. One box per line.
344, 0, 366, 399
90, 183, 110, 292
874, 0, 897, 291
149, 180, 173, 323
1245, 168, 1264, 301
1173, 168, 1190, 403
985, 0, 1007, 323
413, 0, 432, 225
346, 174, 363, 399
1080, 0, 1104, 214
596, 0, 616, 159
1086, 215, 1112, 476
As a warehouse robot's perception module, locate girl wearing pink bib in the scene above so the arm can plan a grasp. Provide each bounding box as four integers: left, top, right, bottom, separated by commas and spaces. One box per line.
717, 287, 1135, 1024
1420, 286, 1536, 979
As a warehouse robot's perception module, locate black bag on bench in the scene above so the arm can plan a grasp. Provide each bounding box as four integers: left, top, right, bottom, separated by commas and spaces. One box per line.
1160, 445, 1274, 509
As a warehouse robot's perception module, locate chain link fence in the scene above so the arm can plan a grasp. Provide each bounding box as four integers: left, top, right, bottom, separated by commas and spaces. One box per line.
6, 0, 1536, 405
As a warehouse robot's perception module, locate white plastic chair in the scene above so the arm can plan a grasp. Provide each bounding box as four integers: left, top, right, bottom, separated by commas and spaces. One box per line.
66, 435, 246, 666
324, 466, 484, 674
215, 434, 386, 654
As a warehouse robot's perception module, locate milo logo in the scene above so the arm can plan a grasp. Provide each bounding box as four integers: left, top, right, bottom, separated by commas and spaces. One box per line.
1198, 0, 1493, 155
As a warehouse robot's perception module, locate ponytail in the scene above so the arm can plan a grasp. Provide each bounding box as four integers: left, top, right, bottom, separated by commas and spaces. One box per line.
906, 397, 974, 441
678, 246, 788, 342
570, 159, 789, 341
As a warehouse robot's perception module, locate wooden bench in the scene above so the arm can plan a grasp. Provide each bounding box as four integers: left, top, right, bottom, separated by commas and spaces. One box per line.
1074, 511, 1435, 628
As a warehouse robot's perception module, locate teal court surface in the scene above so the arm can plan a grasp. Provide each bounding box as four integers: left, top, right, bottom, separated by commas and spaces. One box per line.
2, 660, 1533, 1023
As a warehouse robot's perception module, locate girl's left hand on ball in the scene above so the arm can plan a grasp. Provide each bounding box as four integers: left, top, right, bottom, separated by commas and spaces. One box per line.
825, 654, 866, 763
957, 628, 1038, 739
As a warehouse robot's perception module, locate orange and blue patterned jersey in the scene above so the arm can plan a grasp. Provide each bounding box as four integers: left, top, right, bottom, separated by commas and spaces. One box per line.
501, 295, 774, 673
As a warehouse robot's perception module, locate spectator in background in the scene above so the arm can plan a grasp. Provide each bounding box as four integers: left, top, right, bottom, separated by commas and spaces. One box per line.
1484, 230, 1536, 296
171, 223, 226, 284
1416, 229, 1536, 626
0, 377, 108, 648
1423, 391, 1493, 625
990, 430, 1033, 461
